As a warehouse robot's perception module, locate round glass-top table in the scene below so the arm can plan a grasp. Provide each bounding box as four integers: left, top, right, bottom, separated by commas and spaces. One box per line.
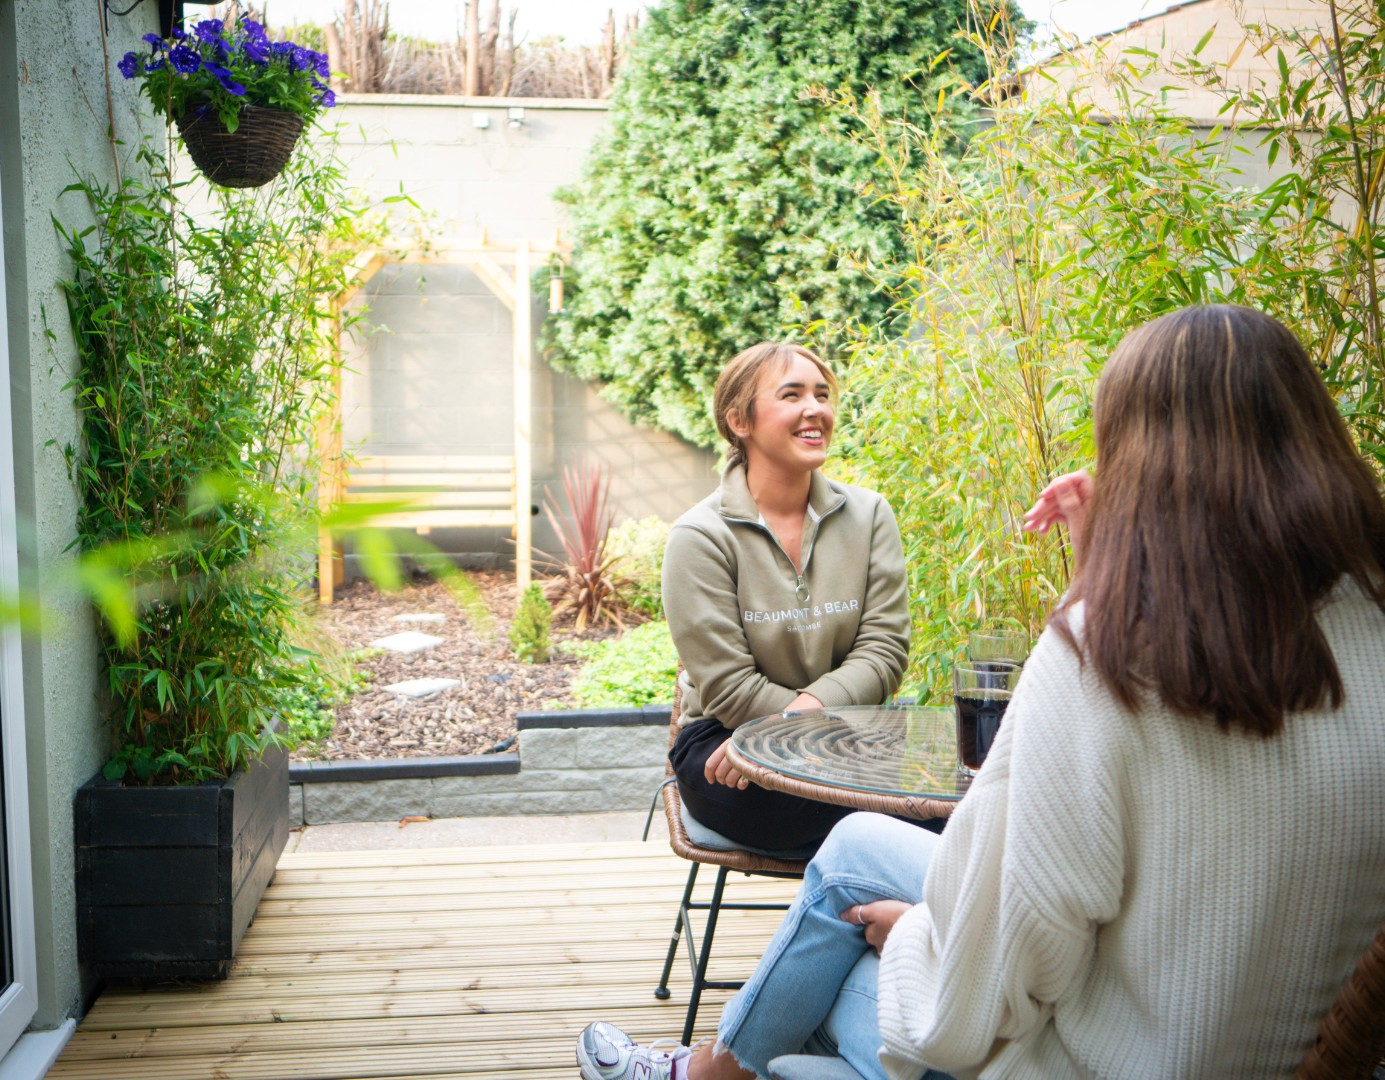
724, 705, 970, 822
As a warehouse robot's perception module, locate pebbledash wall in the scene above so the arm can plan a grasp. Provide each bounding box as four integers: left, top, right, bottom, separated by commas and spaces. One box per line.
1, 0, 163, 1054
321, 96, 722, 570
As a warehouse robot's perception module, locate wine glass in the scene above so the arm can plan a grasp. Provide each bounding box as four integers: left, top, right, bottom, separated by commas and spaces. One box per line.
967, 628, 1030, 669
953, 661, 1016, 775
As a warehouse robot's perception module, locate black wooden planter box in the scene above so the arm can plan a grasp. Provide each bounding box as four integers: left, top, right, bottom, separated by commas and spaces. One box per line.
75, 738, 289, 980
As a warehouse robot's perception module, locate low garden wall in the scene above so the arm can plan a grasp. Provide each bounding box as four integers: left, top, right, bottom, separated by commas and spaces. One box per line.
289, 705, 672, 825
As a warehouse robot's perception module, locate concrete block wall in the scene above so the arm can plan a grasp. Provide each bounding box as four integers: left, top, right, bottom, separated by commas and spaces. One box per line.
292, 715, 671, 826
340, 262, 721, 569
323, 95, 610, 237
317, 95, 722, 570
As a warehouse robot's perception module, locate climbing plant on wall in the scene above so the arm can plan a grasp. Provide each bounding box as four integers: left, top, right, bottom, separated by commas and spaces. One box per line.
542, 0, 1003, 447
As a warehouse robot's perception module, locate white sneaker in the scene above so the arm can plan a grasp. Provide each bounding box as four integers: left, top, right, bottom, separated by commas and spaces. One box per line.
577, 1021, 693, 1080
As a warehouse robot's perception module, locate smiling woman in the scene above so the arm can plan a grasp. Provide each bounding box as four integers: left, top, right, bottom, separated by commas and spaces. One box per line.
660, 342, 921, 852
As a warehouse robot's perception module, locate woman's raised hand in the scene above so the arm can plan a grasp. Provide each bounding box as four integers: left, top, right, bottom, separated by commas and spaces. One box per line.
1023, 470, 1095, 558
840, 899, 913, 953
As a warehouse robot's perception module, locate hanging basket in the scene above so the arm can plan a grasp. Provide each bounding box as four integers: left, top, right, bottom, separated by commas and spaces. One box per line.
175, 105, 305, 189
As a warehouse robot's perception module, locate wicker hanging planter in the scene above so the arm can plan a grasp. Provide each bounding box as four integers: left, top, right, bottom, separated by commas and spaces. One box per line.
174, 105, 306, 189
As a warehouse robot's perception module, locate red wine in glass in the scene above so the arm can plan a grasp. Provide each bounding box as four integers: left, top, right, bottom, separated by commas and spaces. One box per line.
954, 691, 1010, 770
953, 661, 1016, 773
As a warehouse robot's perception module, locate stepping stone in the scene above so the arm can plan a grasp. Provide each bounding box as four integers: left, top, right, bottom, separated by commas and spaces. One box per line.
369, 631, 445, 654
392, 613, 446, 624
383, 678, 462, 698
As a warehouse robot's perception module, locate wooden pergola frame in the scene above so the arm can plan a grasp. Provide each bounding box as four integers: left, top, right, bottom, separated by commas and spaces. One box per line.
318, 235, 570, 602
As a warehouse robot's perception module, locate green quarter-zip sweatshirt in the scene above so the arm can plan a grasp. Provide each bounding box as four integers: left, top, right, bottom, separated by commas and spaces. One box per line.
662, 463, 911, 729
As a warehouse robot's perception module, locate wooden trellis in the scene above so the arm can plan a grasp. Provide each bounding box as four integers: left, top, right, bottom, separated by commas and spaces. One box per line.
317, 236, 570, 603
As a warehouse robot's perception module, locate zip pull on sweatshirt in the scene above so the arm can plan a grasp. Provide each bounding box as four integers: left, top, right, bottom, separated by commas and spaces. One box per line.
662, 463, 911, 730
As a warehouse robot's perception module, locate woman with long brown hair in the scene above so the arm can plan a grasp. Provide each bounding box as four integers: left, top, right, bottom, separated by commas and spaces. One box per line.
578, 305, 1385, 1080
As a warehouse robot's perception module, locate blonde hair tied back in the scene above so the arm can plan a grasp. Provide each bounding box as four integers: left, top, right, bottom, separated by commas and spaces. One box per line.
712, 342, 838, 468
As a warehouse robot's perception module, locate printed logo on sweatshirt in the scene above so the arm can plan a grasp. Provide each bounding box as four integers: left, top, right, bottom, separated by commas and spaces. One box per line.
743, 598, 859, 632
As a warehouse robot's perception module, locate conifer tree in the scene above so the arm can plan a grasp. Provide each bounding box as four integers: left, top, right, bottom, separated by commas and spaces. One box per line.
543, 0, 994, 446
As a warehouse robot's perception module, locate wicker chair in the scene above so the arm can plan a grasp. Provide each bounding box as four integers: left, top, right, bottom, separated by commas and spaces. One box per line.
646, 676, 810, 1046
763, 920, 1385, 1080
1297, 920, 1385, 1080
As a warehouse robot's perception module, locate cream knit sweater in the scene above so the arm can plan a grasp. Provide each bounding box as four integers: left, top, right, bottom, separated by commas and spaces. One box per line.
877, 583, 1385, 1080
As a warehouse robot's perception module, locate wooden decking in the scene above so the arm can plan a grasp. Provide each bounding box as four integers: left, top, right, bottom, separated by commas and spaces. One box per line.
51, 840, 799, 1080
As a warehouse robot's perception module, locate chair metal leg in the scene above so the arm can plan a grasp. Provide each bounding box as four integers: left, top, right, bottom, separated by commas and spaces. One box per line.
656, 862, 698, 1001
683, 865, 730, 1046
644, 776, 678, 842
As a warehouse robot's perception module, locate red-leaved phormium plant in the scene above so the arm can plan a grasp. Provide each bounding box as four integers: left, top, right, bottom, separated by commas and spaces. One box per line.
540, 460, 632, 631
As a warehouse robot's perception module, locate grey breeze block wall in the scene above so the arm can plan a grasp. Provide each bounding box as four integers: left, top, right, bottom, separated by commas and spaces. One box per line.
1, 0, 164, 1028
293, 711, 672, 825
340, 264, 721, 568
320, 95, 722, 570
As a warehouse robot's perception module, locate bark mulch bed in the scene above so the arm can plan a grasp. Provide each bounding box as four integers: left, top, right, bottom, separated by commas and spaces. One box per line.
298, 571, 618, 762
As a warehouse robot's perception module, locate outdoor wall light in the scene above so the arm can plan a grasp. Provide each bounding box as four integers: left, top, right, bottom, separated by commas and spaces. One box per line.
507, 107, 526, 129
473, 113, 491, 129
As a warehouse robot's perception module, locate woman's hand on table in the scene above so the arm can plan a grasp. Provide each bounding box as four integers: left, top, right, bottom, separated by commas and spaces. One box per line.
1023, 469, 1094, 559
840, 899, 913, 954
705, 695, 822, 789
705, 738, 749, 789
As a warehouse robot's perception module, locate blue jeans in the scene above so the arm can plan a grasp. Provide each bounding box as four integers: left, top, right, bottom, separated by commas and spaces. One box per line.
716, 813, 956, 1080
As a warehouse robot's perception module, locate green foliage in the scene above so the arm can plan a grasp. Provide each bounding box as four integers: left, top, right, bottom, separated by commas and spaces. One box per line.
567, 621, 679, 708
279, 656, 361, 752
510, 584, 554, 664
823, 16, 1290, 702
543, 0, 1005, 446
56, 136, 377, 784
1173, 0, 1385, 466
605, 516, 671, 619
278, 603, 367, 752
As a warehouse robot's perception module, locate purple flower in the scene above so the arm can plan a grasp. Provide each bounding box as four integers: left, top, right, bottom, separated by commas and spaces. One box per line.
202, 61, 246, 96
170, 26, 187, 40
117, 51, 139, 78
316, 88, 337, 108
241, 19, 269, 42
241, 36, 271, 64
193, 19, 224, 44
289, 45, 312, 72
142, 32, 164, 52
146, 58, 166, 71
169, 44, 201, 74
310, 51, 329, 79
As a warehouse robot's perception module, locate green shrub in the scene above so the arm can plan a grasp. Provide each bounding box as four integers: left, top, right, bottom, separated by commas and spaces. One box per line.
822, 18, 1282, 704
280, 672, 344, 752
510, 583, 554, 664
278, 605, 365, 753
568, 621, 679, 708
542, 0, 1007, 447
606, 516, 671, 619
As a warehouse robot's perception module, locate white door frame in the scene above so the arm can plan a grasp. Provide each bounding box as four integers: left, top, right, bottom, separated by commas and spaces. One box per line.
0, 134, 41, 1053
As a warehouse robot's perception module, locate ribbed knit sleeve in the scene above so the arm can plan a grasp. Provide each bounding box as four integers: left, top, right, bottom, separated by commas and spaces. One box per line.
876, 621, 1125, 1080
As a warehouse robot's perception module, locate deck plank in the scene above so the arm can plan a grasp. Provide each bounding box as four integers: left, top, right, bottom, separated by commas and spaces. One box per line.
55, 841, 799, 1080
